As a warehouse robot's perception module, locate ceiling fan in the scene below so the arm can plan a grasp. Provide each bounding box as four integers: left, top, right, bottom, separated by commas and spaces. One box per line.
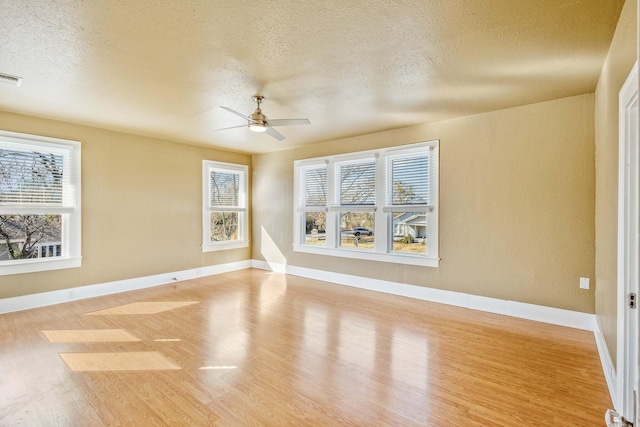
215, 96, 311, 141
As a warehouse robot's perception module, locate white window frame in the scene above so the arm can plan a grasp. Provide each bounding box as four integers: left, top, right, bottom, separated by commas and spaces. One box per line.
293, 140, 439, 267
0, 130, 81, 276
202, 160, 249, 252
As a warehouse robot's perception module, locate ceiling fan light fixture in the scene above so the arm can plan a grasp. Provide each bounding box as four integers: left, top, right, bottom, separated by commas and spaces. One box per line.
249, 122, 267, 132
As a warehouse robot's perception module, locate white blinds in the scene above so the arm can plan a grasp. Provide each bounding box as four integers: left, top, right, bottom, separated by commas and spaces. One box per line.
302, 167, 327, 207
210, 171, 239, 206
338, 160, 375, 206
209, 170, 243, 211
0, 143, 74, 214
391, 154, 430, 204
384, 150, 431, 213
297, 147, 432, 214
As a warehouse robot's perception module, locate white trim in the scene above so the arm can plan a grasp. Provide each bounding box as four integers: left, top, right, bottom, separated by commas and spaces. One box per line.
0, 256, 81, 276
201, 160, 249, 252
252, 260, 595, 330
616, 60, 639, 417
595, 318, 619, 407
0, 260, 252, 314
328, 205, 376, 212
0, 206, 76, 215
206, 207, 248, 213
0, 130, 80, 152
202, 240, 249, 252
296, 206, 328, 213
292, 244, 440, 267
382, 205, 432, 213
2, 260, 597, 330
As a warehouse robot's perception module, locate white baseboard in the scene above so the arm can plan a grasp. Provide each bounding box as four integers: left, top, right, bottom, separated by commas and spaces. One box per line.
4, 259, 595, 330
594, 319, 618, 409
253, 260, 596, 331
0, 260, 252, 314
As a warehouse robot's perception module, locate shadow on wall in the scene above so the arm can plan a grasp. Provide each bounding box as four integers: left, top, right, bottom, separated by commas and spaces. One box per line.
261, 226, 287, 269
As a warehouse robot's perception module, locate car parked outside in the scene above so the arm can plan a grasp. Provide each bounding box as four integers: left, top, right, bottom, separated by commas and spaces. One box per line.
353, 227, 374, 236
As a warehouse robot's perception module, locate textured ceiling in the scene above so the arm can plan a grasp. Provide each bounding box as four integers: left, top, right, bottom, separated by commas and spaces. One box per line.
0, 1, 625, 154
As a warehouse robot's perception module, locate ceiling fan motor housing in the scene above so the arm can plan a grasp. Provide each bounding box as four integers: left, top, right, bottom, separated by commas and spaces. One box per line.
248, 110, 268, 131
249, 111, 267, 126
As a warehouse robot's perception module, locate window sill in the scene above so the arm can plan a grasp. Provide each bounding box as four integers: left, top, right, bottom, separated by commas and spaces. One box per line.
203, 240, 249, 252
0, 257, 82, 276
292, 244, 439, 267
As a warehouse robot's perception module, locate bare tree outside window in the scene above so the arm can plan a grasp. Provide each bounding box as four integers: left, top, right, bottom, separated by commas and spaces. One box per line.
209, 171, 240, 241
210, 212, 238, 241
0, 148, 64, 261
339, 162, 375, 205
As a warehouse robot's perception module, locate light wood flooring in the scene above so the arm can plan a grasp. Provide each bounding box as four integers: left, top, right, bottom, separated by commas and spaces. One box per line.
0, 269, 611, 426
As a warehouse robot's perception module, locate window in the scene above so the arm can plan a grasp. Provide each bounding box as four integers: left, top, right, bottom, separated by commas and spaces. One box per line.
299, 164, 327, 246
293, 141, 439, 267
202, 160, 248, 251
0, 130, 81, 276
336, 158, 376, 250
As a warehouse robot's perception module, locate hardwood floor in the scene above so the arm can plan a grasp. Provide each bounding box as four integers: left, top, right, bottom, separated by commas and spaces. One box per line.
0, 269, 611, 426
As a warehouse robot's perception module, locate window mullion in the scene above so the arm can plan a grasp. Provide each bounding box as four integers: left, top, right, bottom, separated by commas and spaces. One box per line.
208, 206, 246, 213
374, 155, 388, 253
325, 161, 337, 248
293, 165, 303, 245
425, 144, 439, 258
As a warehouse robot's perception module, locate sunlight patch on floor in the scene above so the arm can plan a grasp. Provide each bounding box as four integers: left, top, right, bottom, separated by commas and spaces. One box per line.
84, 301, 199, 315
42, 329, 140, 342
59, 351, 181, 371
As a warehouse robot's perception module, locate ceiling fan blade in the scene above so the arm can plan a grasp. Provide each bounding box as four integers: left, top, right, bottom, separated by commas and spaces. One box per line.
265, 126, 286, 141
213, 124, 247, 132
220, 106, 250, 121
267, 118, 311, 127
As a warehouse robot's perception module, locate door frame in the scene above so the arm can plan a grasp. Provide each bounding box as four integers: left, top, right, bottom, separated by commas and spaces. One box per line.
616, 60, 639, 422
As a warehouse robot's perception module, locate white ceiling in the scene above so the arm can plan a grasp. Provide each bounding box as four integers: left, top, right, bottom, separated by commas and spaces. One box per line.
0, 1, 625, 154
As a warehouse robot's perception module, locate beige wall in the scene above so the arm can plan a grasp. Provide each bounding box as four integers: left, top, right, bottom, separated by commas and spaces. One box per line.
253, 94, 596, 313
0, 111, 251, 299
594, 0, 637, 365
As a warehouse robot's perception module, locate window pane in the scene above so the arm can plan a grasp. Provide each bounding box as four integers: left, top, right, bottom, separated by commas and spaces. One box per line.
340, 161, 375, 205
0, 148, 64, 205
304, 212, 326, 245
339, 212, 375, 250
210, 212, 239, 241
0, 214, 62, 261
391, 155, 429, 205
304, 168, 327, 206
210, 171, 239, 207
392, 212, 426, 254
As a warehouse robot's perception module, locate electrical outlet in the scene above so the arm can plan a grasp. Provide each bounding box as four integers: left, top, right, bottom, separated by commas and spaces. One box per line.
580, 277, 590, 290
